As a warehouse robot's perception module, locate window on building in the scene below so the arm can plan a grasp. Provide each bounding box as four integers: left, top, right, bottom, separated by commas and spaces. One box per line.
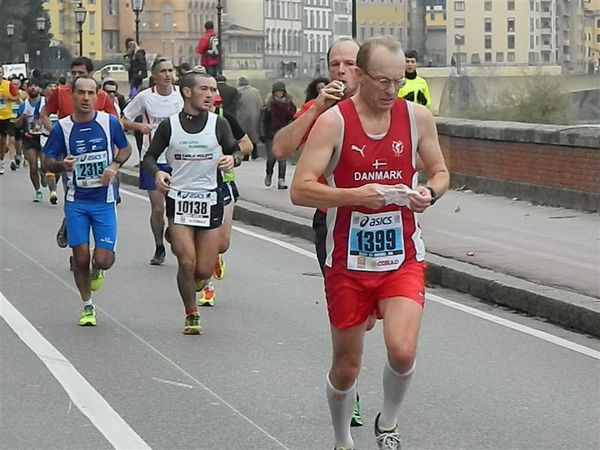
508, 35, 515, 49
507, 51, 515, 62
59, 10, 65, 34
484, 52, 492, 62
597, 34, 600, 43
508, 0, 515, 10
369, 26, 374, 38
108, 0, 117, 16
88, 0, 96, 4
454, 1, 464, 12
530, 35, 534, 49
496, 52, 504, 62
89, 11, 95, 35
430, 13, 435, 20
507, 18, 515, 33
485, 18, 492, 33
485, 35, 492, 49
380, 26, 385, 35
484, 1, 492, 11
454, 18, 465, 28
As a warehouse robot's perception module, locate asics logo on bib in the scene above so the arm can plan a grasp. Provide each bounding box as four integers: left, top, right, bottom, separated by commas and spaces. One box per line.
359, 215, 394, 228
80, 153, 104, 162
179, 192, 208, 199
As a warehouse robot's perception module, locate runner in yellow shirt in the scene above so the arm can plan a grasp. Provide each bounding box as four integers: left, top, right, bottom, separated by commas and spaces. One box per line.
0, 67, 20, 174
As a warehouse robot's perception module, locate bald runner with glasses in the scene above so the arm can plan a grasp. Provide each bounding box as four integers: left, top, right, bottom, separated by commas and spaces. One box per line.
291, 36, 449, 450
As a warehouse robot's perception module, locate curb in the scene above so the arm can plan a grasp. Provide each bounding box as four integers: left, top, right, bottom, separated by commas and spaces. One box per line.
120, 170, 600, 338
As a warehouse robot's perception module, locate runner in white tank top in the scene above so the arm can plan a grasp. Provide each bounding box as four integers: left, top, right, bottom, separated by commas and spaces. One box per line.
142, 70, 243, 335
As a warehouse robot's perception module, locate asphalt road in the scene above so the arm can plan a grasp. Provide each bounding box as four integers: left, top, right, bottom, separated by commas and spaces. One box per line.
1, 170, 599, 450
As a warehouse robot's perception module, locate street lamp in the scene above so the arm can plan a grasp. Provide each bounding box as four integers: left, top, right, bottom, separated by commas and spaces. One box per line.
36, 16, 46, 72
217, 0, 223, 74
74, 2, 87, 56
6, 24, 14, 63
454, 34, 464, 74
132, 0, 145, 45
351, 0, 357, 39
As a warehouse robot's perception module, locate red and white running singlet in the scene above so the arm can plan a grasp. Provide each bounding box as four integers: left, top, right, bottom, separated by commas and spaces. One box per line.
324, 98, 425, 274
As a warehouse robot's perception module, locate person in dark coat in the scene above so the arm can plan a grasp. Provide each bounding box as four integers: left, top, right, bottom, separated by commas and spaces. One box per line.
259, 81, 296, 189
215, 74, 239, 118
124, 38, 147, 98
237, 76, 263, 160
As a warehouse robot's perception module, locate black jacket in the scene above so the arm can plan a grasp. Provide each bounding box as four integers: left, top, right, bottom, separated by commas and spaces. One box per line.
218, 82, 240, 118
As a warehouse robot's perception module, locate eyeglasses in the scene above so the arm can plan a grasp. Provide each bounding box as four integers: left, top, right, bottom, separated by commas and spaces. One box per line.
364, 71, 405, 90
105, 90, 117, 95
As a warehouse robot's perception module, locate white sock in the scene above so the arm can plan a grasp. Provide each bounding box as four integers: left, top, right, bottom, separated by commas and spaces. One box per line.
83, 299, 94, 308
379, 361, 415, 431
326, 374, 356, 449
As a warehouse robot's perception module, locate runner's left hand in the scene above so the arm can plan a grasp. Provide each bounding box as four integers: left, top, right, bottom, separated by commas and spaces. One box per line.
218, 155, 235, 172
100, 167, 118, 186
409, 185, 432, 213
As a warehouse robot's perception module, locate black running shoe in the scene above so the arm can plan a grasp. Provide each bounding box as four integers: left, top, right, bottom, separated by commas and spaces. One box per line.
56, 219, 68, 248
150, 245, 166, 265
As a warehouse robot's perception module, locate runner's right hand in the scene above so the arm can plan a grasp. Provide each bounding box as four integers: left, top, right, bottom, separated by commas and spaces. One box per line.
355, 184, 387, 210
63, 155, 77, 171
155, 171, 171, 193
313, 80, 346, 112
138, 123, 153, 134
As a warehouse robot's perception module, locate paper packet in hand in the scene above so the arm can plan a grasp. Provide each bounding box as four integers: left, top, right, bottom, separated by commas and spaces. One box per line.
375, 184, 420, 206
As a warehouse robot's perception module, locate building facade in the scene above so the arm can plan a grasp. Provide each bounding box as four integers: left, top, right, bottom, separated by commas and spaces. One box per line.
44, 0, 104, 61
557, 0, 586, 72
425, 0, 446, 65
302, 0, 333, 76
101, 0, 135, 61
263, 0, 303, 75
332, 0, 352, 40
584, 0, 600, 72
356, 0, 408, 46
446, 0, 586, 72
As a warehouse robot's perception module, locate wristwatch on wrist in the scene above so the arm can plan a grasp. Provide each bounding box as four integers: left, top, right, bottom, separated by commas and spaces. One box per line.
426, 186, 438, 205
113, 158, 125, 167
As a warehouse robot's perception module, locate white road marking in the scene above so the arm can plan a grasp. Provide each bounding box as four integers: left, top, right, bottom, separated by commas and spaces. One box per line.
0, 292, 151, 450
0, 233, 291, 450
151, 377, 194, 389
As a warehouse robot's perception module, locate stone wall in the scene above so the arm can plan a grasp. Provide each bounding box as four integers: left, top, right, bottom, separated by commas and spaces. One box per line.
435, 118, 600, 211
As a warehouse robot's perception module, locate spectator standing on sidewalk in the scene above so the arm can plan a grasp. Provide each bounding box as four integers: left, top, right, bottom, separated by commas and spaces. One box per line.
259, 81, 296, 190
124, 38, 148, 98
236, 76, 263, 160
215, 75, 239, 118
397, 49, 431, 109
196, 21, 220, 77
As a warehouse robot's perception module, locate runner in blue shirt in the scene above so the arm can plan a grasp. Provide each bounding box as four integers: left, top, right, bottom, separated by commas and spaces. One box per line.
44, 76, 131, 326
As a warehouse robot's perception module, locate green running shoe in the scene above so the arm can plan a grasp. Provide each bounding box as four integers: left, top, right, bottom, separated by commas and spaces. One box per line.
198, 281, 215, 307
90, 269, 105, 292
79, 305, 96, 326
183, 312, 202, 335
212, 254, 225, 280
351, 393, 363, 427
33, 191, 42, 203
